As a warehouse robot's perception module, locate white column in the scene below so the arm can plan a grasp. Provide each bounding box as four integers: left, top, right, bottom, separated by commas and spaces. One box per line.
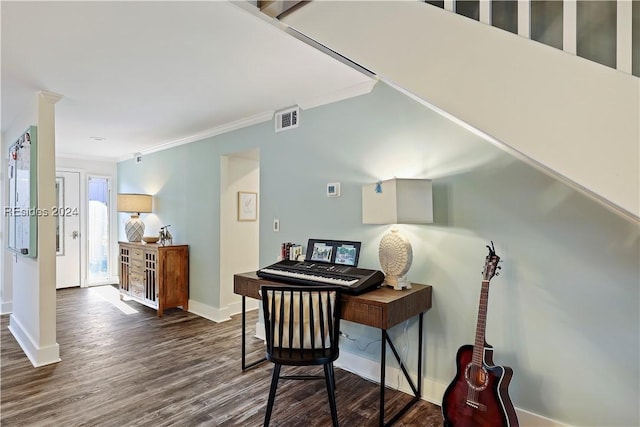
7, 90, 63, 367
617, 0, 633, 73
37, 90, 63, 365
564, 0, 577, 55
518, 0, 530, 38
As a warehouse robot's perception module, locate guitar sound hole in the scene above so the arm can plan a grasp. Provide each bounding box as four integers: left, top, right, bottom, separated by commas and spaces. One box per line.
464, 363, 489, 391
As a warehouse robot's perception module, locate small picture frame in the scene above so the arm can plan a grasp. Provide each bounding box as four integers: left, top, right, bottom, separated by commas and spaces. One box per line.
238, 191, 257, 221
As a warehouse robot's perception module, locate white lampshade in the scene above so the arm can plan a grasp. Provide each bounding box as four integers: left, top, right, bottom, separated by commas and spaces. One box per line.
117, 194, 152, 242
362, 178, 433, 225
117, 193, 153, 214
362, 178, 433, 290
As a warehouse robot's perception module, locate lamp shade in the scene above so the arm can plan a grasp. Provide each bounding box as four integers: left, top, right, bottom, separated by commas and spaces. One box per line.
117, 193, 152, 214
362, 178, 433, 224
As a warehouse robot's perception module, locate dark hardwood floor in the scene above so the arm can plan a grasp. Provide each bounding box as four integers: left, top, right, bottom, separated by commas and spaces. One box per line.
1, 286, 443, 426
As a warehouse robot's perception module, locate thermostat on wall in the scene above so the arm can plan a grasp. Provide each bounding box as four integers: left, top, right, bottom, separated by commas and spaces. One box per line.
327, 182, 340, 197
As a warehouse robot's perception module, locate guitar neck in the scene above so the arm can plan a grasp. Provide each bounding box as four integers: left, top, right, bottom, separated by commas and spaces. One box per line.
471, 279, 491, 366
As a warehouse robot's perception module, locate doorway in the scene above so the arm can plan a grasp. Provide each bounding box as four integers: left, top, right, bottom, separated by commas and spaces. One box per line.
56, 171, 81, 289
220, 149, 260, 318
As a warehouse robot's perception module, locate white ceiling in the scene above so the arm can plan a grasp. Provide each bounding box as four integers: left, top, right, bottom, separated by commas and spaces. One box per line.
1, 1, 375, 162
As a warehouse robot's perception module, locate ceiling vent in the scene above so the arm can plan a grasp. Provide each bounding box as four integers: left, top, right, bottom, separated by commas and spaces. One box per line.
275, 107, 299, 132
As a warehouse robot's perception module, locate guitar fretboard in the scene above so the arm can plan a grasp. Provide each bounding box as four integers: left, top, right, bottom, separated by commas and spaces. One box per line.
472, 280, 491, 367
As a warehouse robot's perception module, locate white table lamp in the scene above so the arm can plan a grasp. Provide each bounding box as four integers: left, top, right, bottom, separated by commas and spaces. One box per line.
117, 193, 153, 242
362, 178, 433, 290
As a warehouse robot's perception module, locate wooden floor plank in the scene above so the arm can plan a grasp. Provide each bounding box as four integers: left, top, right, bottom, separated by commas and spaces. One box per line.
1, 286, 443, 426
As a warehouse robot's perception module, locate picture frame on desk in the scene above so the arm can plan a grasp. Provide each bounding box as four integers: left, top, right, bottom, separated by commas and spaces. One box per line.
238, 191, 257, 221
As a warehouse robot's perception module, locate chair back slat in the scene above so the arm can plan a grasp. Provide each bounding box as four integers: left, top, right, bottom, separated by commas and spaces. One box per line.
261, 285, 341, 364
318, 292, 325, 356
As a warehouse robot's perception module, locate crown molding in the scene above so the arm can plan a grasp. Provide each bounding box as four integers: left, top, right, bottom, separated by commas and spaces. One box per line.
118, 110, 274, 162
38, 90, 64, 104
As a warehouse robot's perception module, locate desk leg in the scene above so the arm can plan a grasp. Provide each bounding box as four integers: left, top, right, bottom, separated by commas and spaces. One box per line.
380, 329, 387, 427
241, 295, 266, 370
379, 312, 425, 426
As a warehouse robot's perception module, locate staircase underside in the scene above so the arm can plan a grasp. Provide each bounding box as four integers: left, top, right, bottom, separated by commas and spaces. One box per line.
279, 1, 640, 222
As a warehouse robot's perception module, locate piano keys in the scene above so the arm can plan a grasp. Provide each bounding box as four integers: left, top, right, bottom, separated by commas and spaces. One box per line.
257, 259, 384, 295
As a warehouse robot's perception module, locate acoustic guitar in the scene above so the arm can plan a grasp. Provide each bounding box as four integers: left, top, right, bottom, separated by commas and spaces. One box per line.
441, 242, 519, 427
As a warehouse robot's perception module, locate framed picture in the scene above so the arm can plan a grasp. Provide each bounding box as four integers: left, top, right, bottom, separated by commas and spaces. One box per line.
238, 191, 257, 221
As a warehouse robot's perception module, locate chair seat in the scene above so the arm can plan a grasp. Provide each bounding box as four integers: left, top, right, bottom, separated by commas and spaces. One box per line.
267, 348, 339, 366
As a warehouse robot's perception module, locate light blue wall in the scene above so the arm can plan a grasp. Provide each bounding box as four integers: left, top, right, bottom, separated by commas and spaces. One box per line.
119, 82, 639, 426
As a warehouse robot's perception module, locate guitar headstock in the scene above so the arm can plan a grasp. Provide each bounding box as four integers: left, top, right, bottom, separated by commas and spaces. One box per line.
482, 241, 501, 281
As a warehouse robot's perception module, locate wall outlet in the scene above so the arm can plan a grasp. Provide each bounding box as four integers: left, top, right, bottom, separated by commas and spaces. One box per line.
273, 218, 280, 232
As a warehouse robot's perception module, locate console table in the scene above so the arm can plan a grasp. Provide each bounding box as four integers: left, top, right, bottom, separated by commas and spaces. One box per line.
233, 271, 433, 426
119, 242, 189, 317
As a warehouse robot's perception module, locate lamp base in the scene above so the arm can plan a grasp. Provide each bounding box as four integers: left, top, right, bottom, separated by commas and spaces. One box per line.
125, 215, 145, 242
383, 276, 412, 290
379, 227, 413, 291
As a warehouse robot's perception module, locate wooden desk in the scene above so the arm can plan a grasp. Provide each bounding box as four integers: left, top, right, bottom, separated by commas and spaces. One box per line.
234, 272, 433, 427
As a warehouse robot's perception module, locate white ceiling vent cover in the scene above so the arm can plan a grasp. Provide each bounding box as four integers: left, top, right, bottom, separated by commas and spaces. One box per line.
275, 107, 299, 132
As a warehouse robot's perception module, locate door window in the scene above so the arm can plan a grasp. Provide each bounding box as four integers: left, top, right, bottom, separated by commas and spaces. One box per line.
88, 176, 110, 283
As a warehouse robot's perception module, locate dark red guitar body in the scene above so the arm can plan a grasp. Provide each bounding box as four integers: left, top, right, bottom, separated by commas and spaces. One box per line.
442, 344, 518, 427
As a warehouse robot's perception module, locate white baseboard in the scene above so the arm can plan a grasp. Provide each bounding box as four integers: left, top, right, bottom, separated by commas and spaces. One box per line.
188, 299, 231, 323
336, 349, 569, 427
8, 314, 60, 367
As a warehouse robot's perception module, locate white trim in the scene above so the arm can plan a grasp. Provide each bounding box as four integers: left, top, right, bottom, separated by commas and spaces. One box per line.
118, 111, 274, 161
336, 349, 570, 427
255, 315, 265, 341
8, 314, 61, 367
617, 0, 633, 73
188, 299, 231, 323
227, 300, 244, 317
518, 0, 530, 38
444, 0, 454, 12
479, 0, 491, 25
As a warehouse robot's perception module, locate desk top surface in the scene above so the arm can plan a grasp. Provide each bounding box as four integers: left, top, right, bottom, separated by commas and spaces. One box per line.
234, 271, 432, 329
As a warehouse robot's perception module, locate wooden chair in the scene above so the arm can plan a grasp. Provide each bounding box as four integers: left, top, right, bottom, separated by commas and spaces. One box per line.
260, 285, 342, 427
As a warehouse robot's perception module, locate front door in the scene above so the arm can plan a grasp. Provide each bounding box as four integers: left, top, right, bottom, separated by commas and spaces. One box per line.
56, 170, 81, 288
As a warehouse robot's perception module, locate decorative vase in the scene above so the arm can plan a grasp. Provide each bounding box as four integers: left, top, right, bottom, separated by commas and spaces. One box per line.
125, 214, 145, 242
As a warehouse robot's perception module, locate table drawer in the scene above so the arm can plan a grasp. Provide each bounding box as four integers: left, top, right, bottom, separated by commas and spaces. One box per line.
130, 248, 144, 261
341, 299, 383, 329
130, 259, 144, 273
130, 273, 144, 299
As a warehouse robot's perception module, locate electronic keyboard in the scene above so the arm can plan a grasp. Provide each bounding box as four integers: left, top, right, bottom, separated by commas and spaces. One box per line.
257, 260, 384, 295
